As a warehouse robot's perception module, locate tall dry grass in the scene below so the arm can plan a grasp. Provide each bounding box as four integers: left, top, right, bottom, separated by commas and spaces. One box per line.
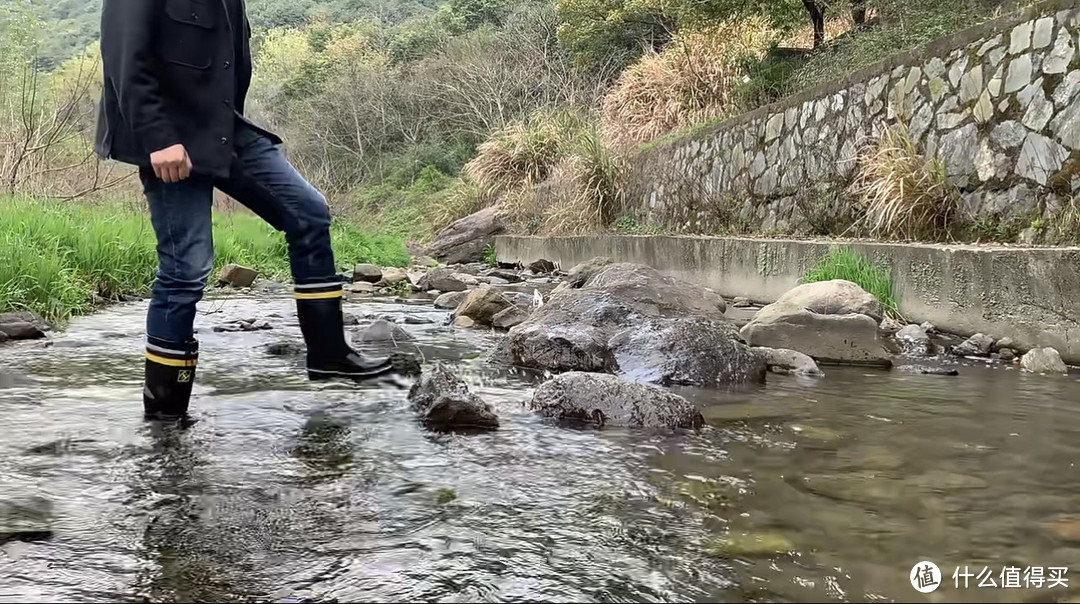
599, 17, 778, 150
849, 122, 957, 240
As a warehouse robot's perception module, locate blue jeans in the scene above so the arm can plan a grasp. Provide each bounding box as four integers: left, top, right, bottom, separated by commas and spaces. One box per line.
141, 120, 337, 348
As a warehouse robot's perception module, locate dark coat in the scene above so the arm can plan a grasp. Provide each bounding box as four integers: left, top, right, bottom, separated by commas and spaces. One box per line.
94, 0, 281, 179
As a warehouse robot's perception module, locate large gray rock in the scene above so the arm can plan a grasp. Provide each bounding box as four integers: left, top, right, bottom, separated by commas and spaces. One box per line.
353, 319, 417, 356
219, 263, 258, 288
528, 259, 557, 274
417, 268, 473, 293
484, 268, 524, 283
953, 333, 994, 357
501, 263, 762, 385
530, 372, 704, 430
739, 303, 892, 367
565, 256, 614, 287
424, 206, 504, 265
609, 317, 767, 386
1021, 347, 1068, 374
492, 306, 529, 330
379, 267, 409, 286
752, 347, 823, 376
408, 366, 499, 431
0, 321, 44, 340
352, 264, 383, 283
895, 324, 932, 356
433, 290, 469, 310
774, 279, 884, 323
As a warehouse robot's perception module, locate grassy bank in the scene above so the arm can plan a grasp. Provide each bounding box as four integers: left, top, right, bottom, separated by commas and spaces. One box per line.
0, 197, 409, 324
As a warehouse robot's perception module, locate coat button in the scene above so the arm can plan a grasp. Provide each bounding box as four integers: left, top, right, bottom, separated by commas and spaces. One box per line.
221, 137, 229, 145
224, 61, 231, 69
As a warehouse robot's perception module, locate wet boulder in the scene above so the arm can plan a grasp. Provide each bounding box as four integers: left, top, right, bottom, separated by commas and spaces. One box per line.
502, 263, 760, 384
408, 365, 499, 431
483, 268, 524, 283
417, 268, 473, 293
423, 206, 504, 265
609, 317, 766, 386
355, 319, 415, 345
774, 279, 884, 323
453, 286, 532, 327
379, 267, 409, 286
895, 324, 932, 356
528, 259, 557, 274
752, 347, 823, 376
740, 303, 892, 367
352, 263, 383, 283
434, 290, 469, 310
1021, 347, 1068, 374
219, 263, 258, 288
492, 306, 529, 330
530, 372, 704, 429
953, 333, 994, 357
0, 311, 48, 340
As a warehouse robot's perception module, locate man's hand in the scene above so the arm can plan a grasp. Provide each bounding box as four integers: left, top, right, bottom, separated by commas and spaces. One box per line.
150, 144, 192, 182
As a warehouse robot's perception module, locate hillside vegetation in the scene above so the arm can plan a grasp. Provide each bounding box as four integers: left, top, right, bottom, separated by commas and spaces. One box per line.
3, 0, 1029, 245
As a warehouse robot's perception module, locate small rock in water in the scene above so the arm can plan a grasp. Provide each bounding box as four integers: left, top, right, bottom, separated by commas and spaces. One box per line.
417, 268, 473, 293
530, 372, 704, 430
566, 256, 614, 287
528, 259, 557, 274
0, 321, 44, 340
999, 347, 1016, 362
379, 267, 409, 286
352, 263, 383, 283
1021, 347, 1068, 374
486, 277, 510, 285
388, 352, 423, 376
708, 532, 794, 558
731, 296, 752, 308
878, 316, 903, 336
347, 282, 376, 294
219, 263, 258, 288
1045, 514, 1080, 542
266, 340, 305, 356
0, 497, 53, 545
752, 347, 823, 376
484, 268, 524, 283
453, 316, 476, 328
896, 365, 959, 376
953, 333, 994, 357
895, 324, 932, 356
342, 312, 360, 326
920, 321, 937, 333
356, 319, 415, 344
250, 319, 273, 330
994, 336, 1015, 352
403, 315, 434, 325
407, 365, 499, 431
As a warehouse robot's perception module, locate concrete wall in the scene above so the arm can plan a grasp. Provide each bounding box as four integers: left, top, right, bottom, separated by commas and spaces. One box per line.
495, 235, 1080, 363
625, 0, 1080, 239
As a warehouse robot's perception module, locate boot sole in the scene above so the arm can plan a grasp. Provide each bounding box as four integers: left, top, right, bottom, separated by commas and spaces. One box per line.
308, 366, 395, 381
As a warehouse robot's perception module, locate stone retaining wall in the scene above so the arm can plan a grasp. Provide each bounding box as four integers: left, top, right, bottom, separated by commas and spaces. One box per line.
626, 0, 1080, 238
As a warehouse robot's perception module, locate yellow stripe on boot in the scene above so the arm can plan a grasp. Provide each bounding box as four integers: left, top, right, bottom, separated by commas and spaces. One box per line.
145, 352, 198, 367
294, 290, 344, 300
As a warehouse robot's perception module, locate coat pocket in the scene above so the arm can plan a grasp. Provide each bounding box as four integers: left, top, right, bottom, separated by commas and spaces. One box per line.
162, 0, 215, 69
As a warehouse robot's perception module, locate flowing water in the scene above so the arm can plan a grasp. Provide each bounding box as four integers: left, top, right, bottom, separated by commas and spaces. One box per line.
2, 291, 1080, 603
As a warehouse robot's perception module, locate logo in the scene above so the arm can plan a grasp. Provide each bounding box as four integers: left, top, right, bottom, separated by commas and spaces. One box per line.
177, 370, 192, 384
912, 561, 942, 593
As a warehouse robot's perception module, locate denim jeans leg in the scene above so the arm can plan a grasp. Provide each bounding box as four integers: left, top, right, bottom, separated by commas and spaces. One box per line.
141, 169, 216, 346
215, 122, 337, 286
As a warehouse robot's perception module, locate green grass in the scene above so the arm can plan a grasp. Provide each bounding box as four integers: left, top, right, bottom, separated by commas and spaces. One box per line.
0, 196, 408, 324
802, 247, 899, 318
483, 244, 498, 267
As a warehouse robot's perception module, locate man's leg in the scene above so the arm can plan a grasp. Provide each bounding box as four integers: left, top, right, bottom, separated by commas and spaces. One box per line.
215, 122, 393, 381
141, 168, 215, 421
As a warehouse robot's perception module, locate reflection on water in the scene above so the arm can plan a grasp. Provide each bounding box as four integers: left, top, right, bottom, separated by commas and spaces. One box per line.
1, 291, 1079, 603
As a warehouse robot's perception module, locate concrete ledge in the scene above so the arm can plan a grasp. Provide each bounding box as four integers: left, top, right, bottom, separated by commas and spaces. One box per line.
495, 235, 1080, 364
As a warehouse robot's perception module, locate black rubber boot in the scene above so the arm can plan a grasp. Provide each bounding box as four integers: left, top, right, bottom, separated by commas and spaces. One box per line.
143, 337, 198, 422
295, 283, 394, 381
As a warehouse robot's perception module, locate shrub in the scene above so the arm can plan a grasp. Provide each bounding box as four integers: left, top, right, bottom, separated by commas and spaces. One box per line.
849, 122, 957, 241
803, 247, 899, 318
600, 17, 778, 149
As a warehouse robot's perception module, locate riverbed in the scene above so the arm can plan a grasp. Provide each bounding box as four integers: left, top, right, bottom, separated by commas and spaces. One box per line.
2, 291, 1079, 603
